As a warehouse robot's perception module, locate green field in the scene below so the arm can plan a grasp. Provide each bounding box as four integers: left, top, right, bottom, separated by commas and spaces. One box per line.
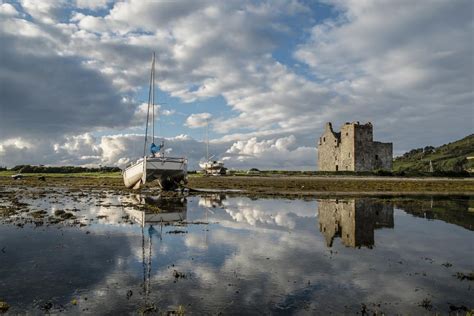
393, 134, 474, 173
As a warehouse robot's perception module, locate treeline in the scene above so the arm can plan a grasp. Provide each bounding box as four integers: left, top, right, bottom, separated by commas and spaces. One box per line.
8, 165, 121, 173
395, 146, 436, 161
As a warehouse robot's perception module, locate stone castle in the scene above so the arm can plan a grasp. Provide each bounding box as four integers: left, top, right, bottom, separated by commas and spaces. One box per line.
318, 122, 392, 172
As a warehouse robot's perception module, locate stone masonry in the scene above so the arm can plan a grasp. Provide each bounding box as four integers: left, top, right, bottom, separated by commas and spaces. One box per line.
317, 122, 392, 171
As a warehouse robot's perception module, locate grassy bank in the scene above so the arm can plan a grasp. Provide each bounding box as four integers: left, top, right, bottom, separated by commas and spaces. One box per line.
0, 173, 473, 195
188, 175, 474, 195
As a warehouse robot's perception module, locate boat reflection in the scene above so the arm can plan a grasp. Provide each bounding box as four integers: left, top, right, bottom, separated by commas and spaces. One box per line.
198, 193, 226, 208
124, 195, 187, 226
318, 198, 394, 248
122, 194, 189, 312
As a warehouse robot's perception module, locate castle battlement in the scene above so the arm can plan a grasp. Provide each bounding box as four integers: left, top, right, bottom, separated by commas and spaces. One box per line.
318, 122, 392, 172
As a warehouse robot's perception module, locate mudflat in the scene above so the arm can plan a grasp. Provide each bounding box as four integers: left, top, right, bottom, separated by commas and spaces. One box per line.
1, 174, 473, 195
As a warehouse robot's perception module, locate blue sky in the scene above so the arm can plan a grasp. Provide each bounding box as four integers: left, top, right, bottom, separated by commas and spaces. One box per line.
0, 0, 472, 169
123, 1, 337, 142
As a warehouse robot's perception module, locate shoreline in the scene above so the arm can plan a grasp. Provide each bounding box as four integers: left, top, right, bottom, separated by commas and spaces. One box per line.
1, 174, 472, 196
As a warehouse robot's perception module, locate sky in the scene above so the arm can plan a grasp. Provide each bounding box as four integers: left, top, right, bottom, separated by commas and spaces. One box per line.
0, 0, 472, 170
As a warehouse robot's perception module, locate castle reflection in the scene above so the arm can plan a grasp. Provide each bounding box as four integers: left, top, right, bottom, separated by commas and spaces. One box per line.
318, 198, 394, 248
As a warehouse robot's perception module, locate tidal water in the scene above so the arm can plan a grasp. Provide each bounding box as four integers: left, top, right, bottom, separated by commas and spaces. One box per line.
0, 188, 473, 314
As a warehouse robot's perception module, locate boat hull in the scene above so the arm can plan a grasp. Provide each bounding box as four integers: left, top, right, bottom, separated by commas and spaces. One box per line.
123, 156, 187, 190
199, 161, 227, 175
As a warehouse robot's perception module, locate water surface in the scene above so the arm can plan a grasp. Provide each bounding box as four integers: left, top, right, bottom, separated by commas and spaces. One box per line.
0, 188, 473, 314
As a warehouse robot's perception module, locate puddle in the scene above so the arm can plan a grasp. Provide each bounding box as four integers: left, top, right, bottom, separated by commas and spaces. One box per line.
0, 188, 472, 314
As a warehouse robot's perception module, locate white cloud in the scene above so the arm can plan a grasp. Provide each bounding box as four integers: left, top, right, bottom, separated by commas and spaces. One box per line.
294, 0, 474, 150
75, 0, 110, 10
161, 109, 175, 116
19, 0, 67, 24
131, 102, 175, 127
223, 135, 316, 170
0, 0, 472, 169
185, 113, 212, 128
0, 133, 225, 169
0, 132, 317, 170
0, 3, 18, 16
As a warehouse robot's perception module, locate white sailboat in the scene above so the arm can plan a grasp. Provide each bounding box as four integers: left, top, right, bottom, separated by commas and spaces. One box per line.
199, 120, 226, 175
122, 53, 187, 190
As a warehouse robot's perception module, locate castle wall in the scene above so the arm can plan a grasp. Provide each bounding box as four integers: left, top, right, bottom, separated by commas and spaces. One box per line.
317, 121, 392, 171
317, 123, 342, 171
353, 123, 374, 171
373, 141, 393, 170
339, 124, 355, 171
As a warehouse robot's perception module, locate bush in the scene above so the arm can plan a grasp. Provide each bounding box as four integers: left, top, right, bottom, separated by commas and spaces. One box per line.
374, 169, 393, 176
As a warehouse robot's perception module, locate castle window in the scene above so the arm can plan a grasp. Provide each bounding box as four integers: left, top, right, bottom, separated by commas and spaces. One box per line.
375, 155, 379, 160
346, 132, 348, 136
348, 152, 351, 158
323, 137, 325, 142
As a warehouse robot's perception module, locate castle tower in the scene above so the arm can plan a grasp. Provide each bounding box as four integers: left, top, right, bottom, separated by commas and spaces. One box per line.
317, 122, 392, 172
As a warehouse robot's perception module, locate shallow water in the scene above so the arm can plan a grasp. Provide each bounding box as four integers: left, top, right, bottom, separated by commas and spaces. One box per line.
0, 188, 473, 314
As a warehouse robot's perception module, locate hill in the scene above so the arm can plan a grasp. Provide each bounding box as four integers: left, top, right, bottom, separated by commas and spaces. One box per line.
393, 134, 474, 173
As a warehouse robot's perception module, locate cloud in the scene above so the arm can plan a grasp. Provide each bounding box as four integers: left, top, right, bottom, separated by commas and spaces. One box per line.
0, 3, 18, 16
75, 0, 110, 10
0, 132, 317, 170
0, 19, 136, 141
0, 0, 472, 169
130, 103, 174, 127
19, 0, 68, 24
0, 133, 230, 169
223, 135, 316, 170
294, 0, 474, 151
185, 113, 212, 128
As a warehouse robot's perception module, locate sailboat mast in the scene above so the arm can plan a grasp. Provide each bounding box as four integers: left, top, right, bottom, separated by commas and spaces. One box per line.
206, 119, 209, 161
151, 52, 155, 145
143, 53, 155, 157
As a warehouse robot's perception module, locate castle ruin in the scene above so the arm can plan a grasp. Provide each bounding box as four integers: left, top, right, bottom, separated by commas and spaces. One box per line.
318, 122, 392, 172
